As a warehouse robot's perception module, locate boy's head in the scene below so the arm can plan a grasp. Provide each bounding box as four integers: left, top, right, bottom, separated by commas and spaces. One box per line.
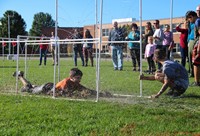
185, 10, 197, 23
154, 49, 166, 62
69, 68, 83, 83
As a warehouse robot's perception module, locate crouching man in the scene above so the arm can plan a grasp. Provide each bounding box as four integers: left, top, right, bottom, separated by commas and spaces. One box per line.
13, 68, 112, 98
139, 49, 189, 98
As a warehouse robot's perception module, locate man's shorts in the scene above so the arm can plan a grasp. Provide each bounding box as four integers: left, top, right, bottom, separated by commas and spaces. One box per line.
172, 79, 189, 95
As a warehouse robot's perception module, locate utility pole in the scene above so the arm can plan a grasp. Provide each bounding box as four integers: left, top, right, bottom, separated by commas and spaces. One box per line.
7, 12, 14, 58
8, 14, 11, 56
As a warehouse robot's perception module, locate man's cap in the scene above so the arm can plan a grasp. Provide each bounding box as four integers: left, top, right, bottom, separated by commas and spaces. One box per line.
153, 20, 159, 24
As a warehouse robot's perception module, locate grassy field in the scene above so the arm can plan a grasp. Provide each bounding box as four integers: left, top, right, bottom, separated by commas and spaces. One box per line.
0, 58, 200, 135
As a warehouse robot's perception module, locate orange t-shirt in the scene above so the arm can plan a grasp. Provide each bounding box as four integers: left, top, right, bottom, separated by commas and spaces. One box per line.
55, 77, 83, 91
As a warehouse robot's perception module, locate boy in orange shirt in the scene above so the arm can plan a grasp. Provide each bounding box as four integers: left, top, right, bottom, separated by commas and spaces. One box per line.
13, 68, 111, 98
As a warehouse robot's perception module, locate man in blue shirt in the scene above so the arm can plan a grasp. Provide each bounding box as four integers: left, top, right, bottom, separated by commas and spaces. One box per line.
108, 21, 124, 71
140, 49, 189, 98
185, 11, 198, 77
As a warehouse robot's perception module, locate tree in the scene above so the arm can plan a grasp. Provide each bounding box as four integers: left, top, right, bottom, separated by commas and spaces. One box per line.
0, 10, 27, 54
29, 12, 55, 36
0, 10, 27, 38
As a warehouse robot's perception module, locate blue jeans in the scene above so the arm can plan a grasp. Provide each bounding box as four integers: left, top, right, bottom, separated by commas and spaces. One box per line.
73, 46, 84, 66
111, 45, 123, 69
179, 45, 188, 67
39, 49, 47, 65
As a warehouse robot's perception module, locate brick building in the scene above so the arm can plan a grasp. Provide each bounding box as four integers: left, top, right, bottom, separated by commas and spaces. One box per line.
42, 16, 185, 56
42, 27, 83, 55
83, 16, 185, 55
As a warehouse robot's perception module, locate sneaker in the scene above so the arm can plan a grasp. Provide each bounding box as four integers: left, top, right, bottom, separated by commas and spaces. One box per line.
132, 68, 136, 71
13, 71, 24, 77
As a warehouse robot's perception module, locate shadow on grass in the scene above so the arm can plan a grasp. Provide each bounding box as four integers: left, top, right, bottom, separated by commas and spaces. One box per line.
0, 66, 17, 68
181, 94, 200, 99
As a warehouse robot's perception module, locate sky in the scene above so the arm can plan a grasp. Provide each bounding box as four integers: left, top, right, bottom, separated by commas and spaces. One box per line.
0, 0, 199, 32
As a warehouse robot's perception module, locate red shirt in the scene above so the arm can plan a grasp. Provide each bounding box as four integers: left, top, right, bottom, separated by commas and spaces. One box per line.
176, 26, 188, 49
40, 37, 48, 50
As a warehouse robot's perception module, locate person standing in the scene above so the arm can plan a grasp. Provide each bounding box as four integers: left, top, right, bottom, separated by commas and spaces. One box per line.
72, 29, 84, 67
142, 22, 154, 53
153, 20, 164, 70
126, 23, 140, 71
39, 34, 48, 66
50, 32, 59, 65
83, 29, 94, 67
176, 20, 189, 67
144, 36, 156, 74
108, 21, 124, 71
195, 5, 200, 38
191, 26, 200, 86
185, 11, 198, 77
163, 24, 174, 60
196, 5, 200, 18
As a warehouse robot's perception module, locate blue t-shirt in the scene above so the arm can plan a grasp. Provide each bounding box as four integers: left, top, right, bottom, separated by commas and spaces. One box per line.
188, 23, 195, 41
127, 30, 140, 49
162, 60, 189, 89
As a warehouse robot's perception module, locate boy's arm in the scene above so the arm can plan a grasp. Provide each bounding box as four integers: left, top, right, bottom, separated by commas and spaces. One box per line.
152, 78, 170, 98
139, 73, 156, 81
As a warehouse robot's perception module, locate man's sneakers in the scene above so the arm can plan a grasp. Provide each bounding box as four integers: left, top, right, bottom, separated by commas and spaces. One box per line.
12, 71, 24, 77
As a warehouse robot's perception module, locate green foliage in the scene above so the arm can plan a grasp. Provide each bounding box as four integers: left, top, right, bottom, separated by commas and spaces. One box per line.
0, 59, 200, 135
29, 12, 55, 36
0, 10, 27, 37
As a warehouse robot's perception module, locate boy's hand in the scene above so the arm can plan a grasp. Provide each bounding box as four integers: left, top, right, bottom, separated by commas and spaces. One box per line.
151, 94, 159, 99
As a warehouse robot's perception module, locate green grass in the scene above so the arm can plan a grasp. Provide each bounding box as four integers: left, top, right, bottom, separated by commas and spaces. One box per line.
0, 58, 200, 135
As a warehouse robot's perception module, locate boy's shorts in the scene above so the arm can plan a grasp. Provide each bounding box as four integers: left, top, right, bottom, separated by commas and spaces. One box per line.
172, 79, 189, 95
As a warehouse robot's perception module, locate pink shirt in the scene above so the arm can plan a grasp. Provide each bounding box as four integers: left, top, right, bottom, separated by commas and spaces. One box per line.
145, 43, 156, 58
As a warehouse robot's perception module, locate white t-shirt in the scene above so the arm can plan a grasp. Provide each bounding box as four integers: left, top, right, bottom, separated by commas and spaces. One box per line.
153, 28, 164, 45
50, 36, 60, 46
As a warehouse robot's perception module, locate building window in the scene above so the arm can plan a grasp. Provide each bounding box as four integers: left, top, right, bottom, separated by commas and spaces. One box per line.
102, 29, 109, 36
172, 23, 178, 32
